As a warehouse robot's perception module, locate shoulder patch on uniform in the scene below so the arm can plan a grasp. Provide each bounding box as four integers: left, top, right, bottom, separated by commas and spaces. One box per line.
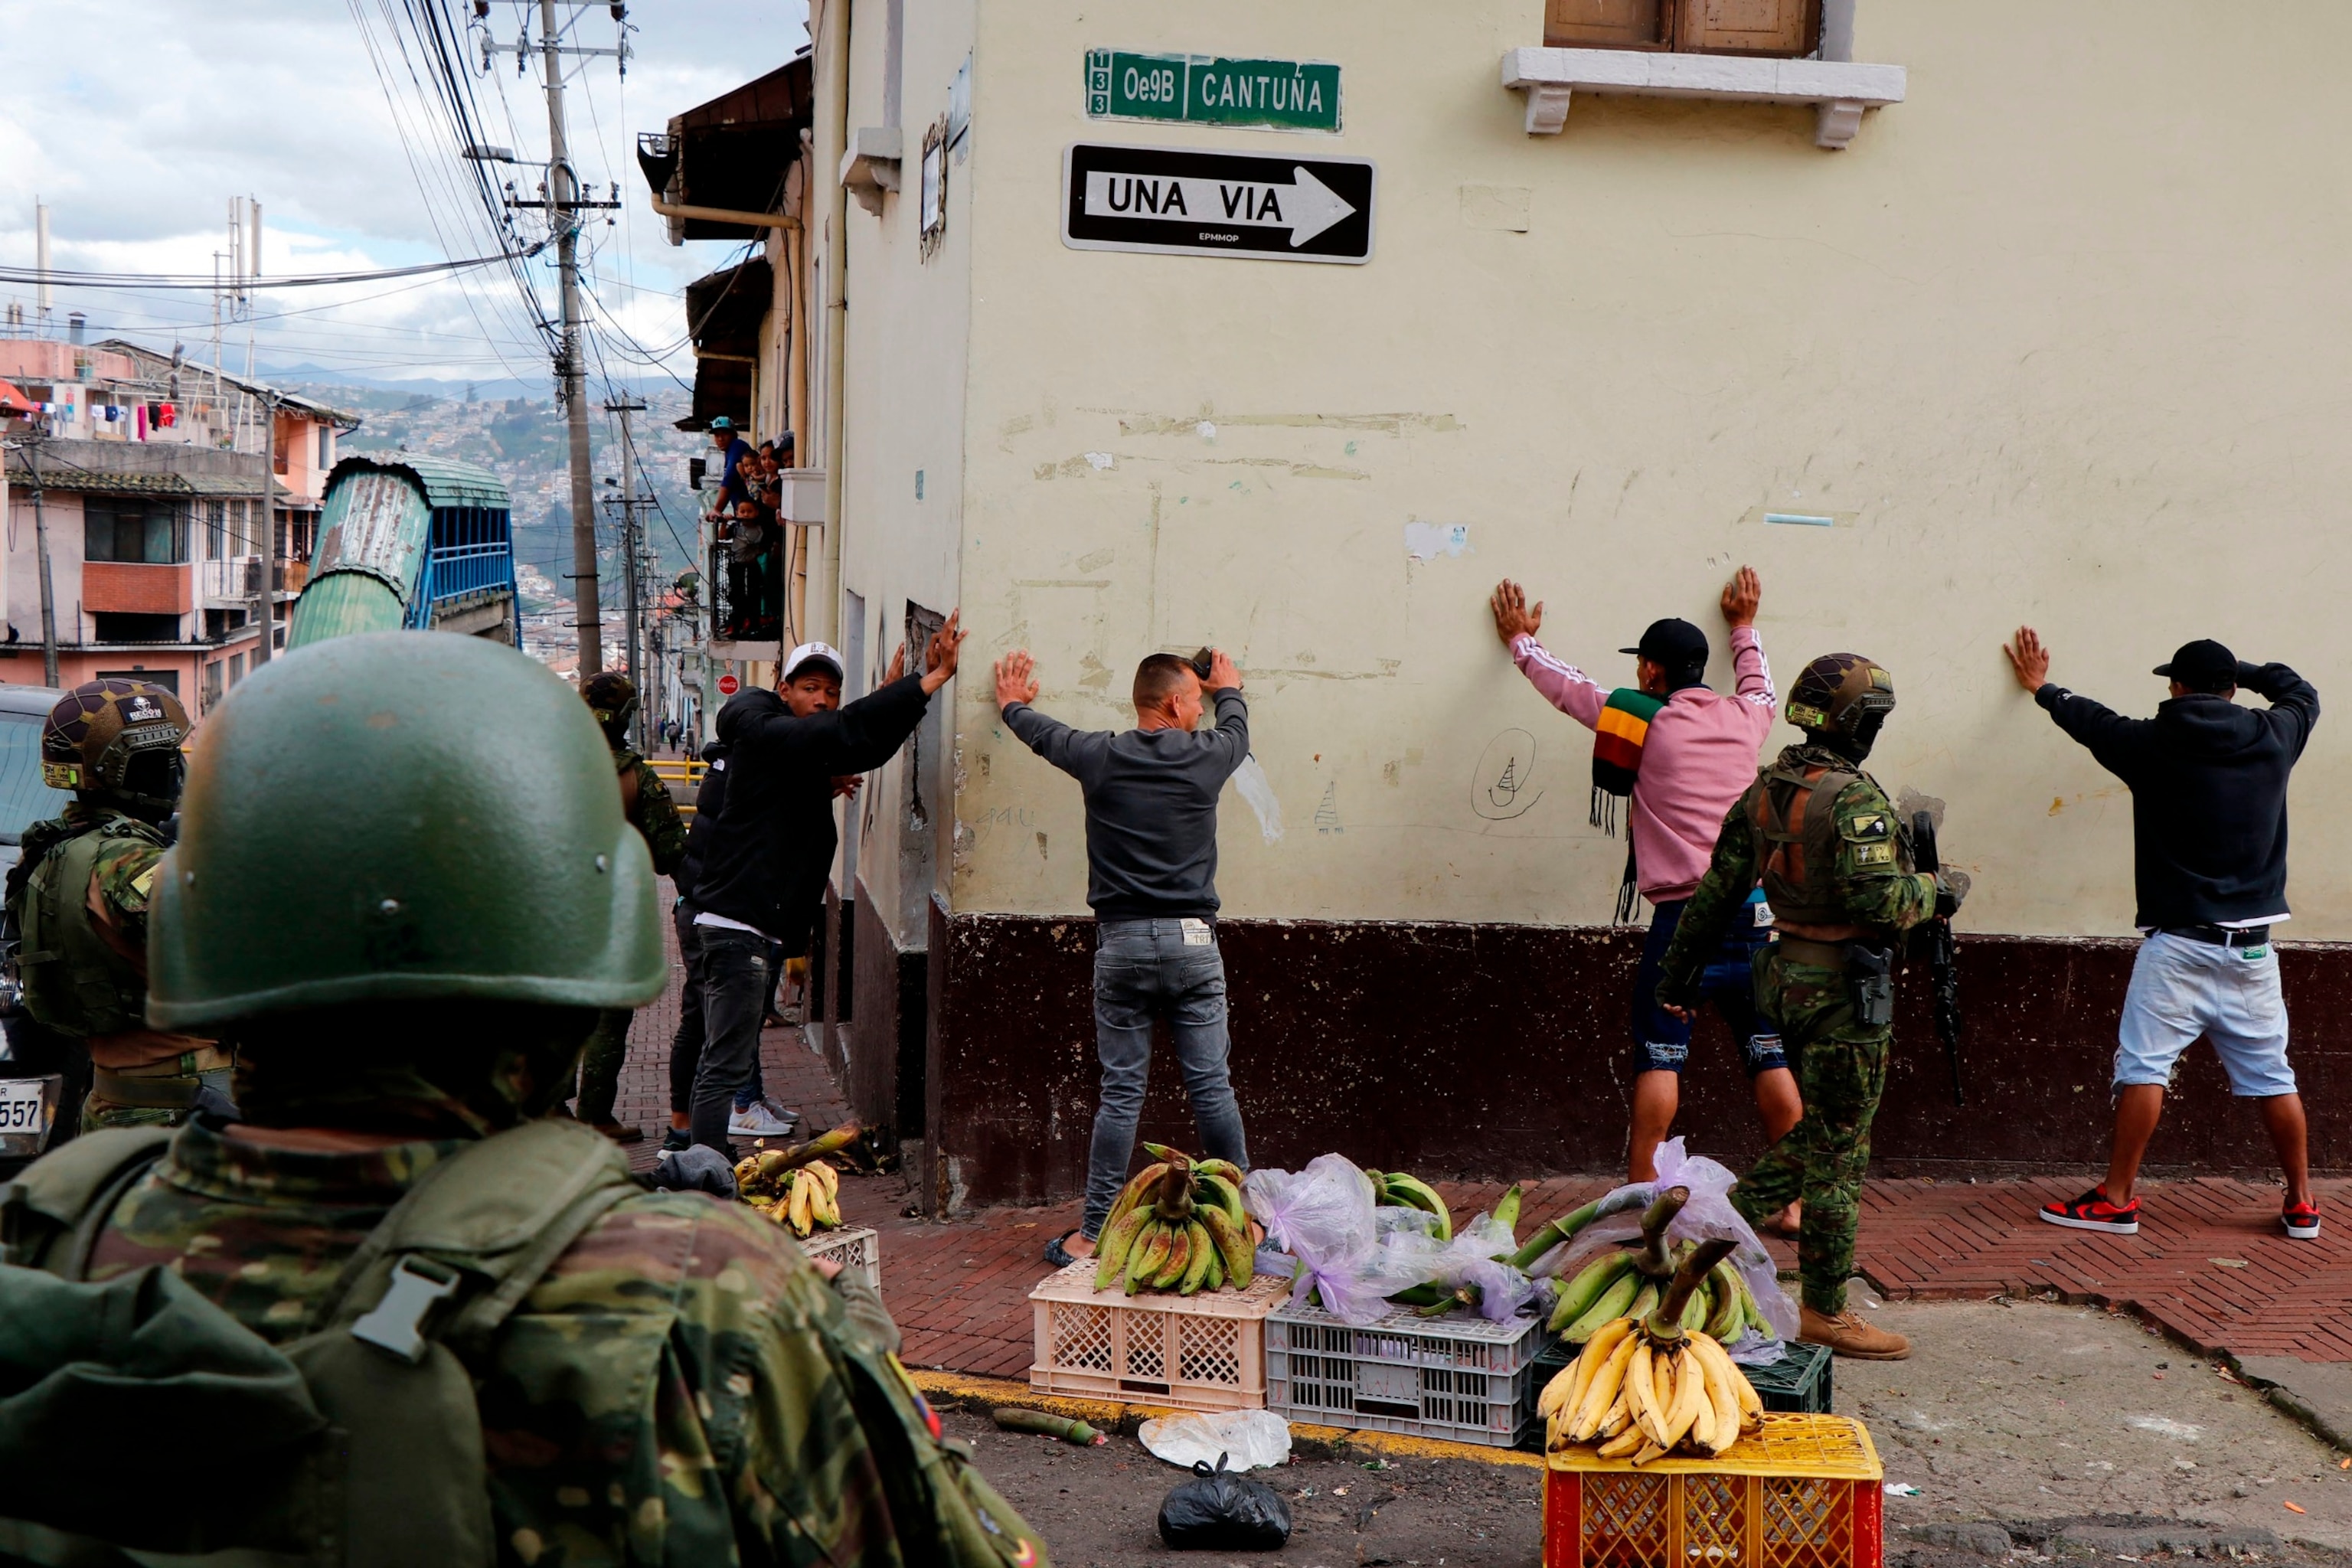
129, 866, 157, 901
1851, 841, 1896, 867
1847, 812, 1889, 839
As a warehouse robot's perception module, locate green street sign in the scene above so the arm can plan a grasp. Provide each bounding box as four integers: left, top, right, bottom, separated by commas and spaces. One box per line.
1085, 50, 1342, 135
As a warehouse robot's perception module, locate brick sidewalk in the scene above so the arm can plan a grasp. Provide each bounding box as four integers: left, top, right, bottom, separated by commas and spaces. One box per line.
602, 906, 2350, 1377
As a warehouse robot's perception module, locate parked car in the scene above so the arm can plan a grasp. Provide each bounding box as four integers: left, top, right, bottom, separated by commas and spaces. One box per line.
0, 682, 82, 1167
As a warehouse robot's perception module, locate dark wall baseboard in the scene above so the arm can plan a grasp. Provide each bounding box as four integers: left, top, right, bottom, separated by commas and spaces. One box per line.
924, 914, 2352, 1210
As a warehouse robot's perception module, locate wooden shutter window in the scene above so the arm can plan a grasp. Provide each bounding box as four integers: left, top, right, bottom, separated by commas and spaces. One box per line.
1673, 0, 1820, 57
1544, 0, 1671, 51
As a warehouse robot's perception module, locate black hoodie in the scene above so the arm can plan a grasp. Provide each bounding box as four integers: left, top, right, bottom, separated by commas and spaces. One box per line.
2037, 662, 2318, 929
691, 676, 930, 952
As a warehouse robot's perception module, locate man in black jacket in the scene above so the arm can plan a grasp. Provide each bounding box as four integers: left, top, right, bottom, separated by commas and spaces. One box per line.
2006, 630, 2320, 1240
689, 616, 964, 1153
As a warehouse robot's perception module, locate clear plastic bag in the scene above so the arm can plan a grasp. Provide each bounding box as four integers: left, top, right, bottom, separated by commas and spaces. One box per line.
1246, 1155, 1393, 1322
1535, 1138, 1797, 1360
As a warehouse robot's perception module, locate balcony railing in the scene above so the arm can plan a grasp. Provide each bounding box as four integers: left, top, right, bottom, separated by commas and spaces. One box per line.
420, 541, 513, 604
198, 555, 262, 602
708, 541, 783, 645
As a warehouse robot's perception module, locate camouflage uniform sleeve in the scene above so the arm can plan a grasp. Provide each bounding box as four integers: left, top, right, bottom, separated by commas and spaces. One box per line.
496, 1193, 1047, 1567
1831, 780, 1938, 935
1655, 794, 1760, 1006
86, 837, 167, 956
630, 760, 688, 878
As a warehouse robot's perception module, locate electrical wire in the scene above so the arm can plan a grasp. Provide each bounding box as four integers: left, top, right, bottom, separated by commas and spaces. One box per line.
0, 250, 537, 291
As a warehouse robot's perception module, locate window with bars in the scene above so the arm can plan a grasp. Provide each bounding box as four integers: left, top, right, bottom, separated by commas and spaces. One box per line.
1546, 0, 1820, 57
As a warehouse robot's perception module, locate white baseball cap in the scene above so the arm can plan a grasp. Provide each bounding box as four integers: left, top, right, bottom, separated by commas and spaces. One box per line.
782, 641, 845, 683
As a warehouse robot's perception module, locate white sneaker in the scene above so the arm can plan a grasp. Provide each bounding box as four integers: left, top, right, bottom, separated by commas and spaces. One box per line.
756, 1096, 800, 1128
728, 1102, 798, 1138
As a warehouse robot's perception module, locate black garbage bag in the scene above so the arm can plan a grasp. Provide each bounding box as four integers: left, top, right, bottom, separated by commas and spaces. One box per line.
1156, 1453, 1293, 1550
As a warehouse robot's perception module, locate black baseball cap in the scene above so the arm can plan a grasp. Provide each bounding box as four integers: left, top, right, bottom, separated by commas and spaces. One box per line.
1619, 618, 1710, 669
2153, 639, 2238, 687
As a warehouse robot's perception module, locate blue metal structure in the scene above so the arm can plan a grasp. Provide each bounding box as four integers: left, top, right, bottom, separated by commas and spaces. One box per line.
289, 456, 518, 648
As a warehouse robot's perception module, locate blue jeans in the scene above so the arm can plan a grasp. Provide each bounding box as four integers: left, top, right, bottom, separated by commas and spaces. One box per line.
1082, 918, 1250, 1240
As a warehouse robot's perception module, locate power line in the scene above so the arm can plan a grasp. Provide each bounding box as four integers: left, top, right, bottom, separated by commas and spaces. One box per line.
0, 250, 540, 291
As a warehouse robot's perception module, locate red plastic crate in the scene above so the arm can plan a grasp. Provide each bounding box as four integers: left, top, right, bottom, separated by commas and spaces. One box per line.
1544, 1415, 1883, 1568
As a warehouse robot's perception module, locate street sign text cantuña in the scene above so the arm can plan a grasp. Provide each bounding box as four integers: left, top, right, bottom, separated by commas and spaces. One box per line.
1086, 50, 1341, 135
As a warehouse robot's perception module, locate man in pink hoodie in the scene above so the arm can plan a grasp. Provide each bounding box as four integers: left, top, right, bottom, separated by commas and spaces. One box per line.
1491, 568, 1795, 1210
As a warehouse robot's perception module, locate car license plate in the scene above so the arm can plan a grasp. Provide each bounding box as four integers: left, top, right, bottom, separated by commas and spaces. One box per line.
0, 1076, 54, 1148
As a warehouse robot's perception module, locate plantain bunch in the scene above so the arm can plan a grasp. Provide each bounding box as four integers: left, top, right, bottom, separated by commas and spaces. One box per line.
1090, 1142, 1256, 1295
1537, 1239, 1765, 1465
1361, 1168, 1456, 1243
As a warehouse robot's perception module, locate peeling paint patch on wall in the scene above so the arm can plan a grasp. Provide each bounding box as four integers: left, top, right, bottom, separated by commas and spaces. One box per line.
1231, 754, 1285, 843
1403, 521, 1472, 559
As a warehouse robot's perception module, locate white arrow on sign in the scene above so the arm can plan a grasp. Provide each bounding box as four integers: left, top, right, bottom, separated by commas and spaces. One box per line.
1081, 165, 1357, 247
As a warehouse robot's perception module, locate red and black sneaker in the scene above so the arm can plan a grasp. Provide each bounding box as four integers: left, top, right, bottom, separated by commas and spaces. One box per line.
2039, 1184, 2140, 1235
2283, 1199, 2321, 1240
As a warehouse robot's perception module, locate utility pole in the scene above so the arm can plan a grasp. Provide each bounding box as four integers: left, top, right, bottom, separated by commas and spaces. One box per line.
21, 430, 59, 688
605, 397, 646, 748
250, 389, 276, 668
540, 0, 601, 677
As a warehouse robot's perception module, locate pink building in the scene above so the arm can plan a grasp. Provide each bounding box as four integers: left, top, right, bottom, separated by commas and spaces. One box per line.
0, 337, 357, 714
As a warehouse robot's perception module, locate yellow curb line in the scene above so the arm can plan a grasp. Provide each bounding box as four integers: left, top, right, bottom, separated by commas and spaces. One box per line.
908, 1370, 1543, 1469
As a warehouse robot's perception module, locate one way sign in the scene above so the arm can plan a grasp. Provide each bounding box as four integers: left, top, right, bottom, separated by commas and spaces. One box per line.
1062, 143, 1376, 265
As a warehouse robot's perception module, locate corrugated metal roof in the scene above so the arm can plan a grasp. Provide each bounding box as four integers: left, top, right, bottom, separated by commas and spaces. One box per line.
324, 453, 509, 510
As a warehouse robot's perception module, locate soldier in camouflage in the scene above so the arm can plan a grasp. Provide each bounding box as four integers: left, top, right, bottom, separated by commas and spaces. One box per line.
571, 671, 687, 1143
1657, 652, 1960, 1361
2, 678, 219, 1134
0, 633, 1047, 1566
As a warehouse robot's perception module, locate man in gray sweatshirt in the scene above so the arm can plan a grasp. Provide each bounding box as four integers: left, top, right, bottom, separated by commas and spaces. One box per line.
995, 646, 1254, 1269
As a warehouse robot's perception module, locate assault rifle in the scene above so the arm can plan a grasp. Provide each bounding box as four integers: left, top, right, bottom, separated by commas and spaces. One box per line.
1909, 810, 1965, 1106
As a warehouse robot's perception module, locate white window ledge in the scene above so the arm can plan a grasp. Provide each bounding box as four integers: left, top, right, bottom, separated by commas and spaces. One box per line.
1501, 47, 1905, 149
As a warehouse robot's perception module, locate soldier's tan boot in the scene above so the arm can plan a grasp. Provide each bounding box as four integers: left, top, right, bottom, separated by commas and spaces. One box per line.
1799, 1305, 1911, 1361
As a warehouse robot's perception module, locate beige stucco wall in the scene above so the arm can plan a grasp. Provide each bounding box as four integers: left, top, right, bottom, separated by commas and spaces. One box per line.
832, 0, 979, 950
877, 0, 2352, 941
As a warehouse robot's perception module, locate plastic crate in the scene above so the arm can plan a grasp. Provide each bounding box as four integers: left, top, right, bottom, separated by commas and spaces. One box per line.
801, 1225, 880, 1295
1544, 1414, 1883, 1568
1028, 1260, 1288, 1412
1265, 1300, 1551, 1447
1524, 1339, 1830, 1449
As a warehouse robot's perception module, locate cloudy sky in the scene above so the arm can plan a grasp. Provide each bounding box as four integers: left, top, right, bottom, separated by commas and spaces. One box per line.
0, 0, 807, 388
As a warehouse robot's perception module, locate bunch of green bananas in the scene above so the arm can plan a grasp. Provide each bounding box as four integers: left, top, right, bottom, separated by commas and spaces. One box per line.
1091, 1143, 1256, 1295
1547, 1240, 1769, 1344
1362, 1168, 1453, 1241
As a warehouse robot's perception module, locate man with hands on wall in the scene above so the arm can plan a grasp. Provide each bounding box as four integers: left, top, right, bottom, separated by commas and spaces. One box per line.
2007, 628, 2321, 1241
993, 646, 1254, 1270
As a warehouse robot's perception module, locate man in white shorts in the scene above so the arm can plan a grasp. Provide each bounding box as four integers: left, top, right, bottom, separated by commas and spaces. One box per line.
2004, 631, 2320, 1240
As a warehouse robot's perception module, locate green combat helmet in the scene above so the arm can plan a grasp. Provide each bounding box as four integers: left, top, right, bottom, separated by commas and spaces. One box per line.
41, 678, 191, 818
1785, 652, 1896, 760
580, 669, 639, 746
146, 632, 665, 1028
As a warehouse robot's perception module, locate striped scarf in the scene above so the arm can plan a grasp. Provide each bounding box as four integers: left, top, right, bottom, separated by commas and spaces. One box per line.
1592, 689, 1665, 923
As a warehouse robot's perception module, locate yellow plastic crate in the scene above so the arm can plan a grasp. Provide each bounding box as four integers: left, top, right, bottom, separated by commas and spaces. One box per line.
1545, 1414, 1884, 1568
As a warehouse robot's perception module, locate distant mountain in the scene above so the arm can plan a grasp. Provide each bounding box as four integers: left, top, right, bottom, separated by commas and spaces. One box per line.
308, 378, 710, 600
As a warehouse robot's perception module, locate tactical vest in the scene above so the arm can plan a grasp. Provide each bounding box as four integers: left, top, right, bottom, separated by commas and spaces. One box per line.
1747, 756, 1861, 927
0, 1119, 1048, 1568
15, 815, 162, 1038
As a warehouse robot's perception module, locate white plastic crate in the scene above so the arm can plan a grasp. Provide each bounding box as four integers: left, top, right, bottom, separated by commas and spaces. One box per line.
801, 1225, 880, 1295
1029, 1259, 1289, 1412
1266, 1301, 1550, 1446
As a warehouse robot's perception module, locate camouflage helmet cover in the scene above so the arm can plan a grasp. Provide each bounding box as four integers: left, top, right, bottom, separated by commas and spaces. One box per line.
41, 679, 191, 800
580, 671, 639, 733
1785, 652, 1896, 739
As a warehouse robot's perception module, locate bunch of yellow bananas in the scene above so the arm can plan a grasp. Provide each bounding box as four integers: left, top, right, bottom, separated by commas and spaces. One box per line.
776, 1160, 841, 1238
1536, 1237, 1764, 1465
1090, 1144, 1256, 1296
